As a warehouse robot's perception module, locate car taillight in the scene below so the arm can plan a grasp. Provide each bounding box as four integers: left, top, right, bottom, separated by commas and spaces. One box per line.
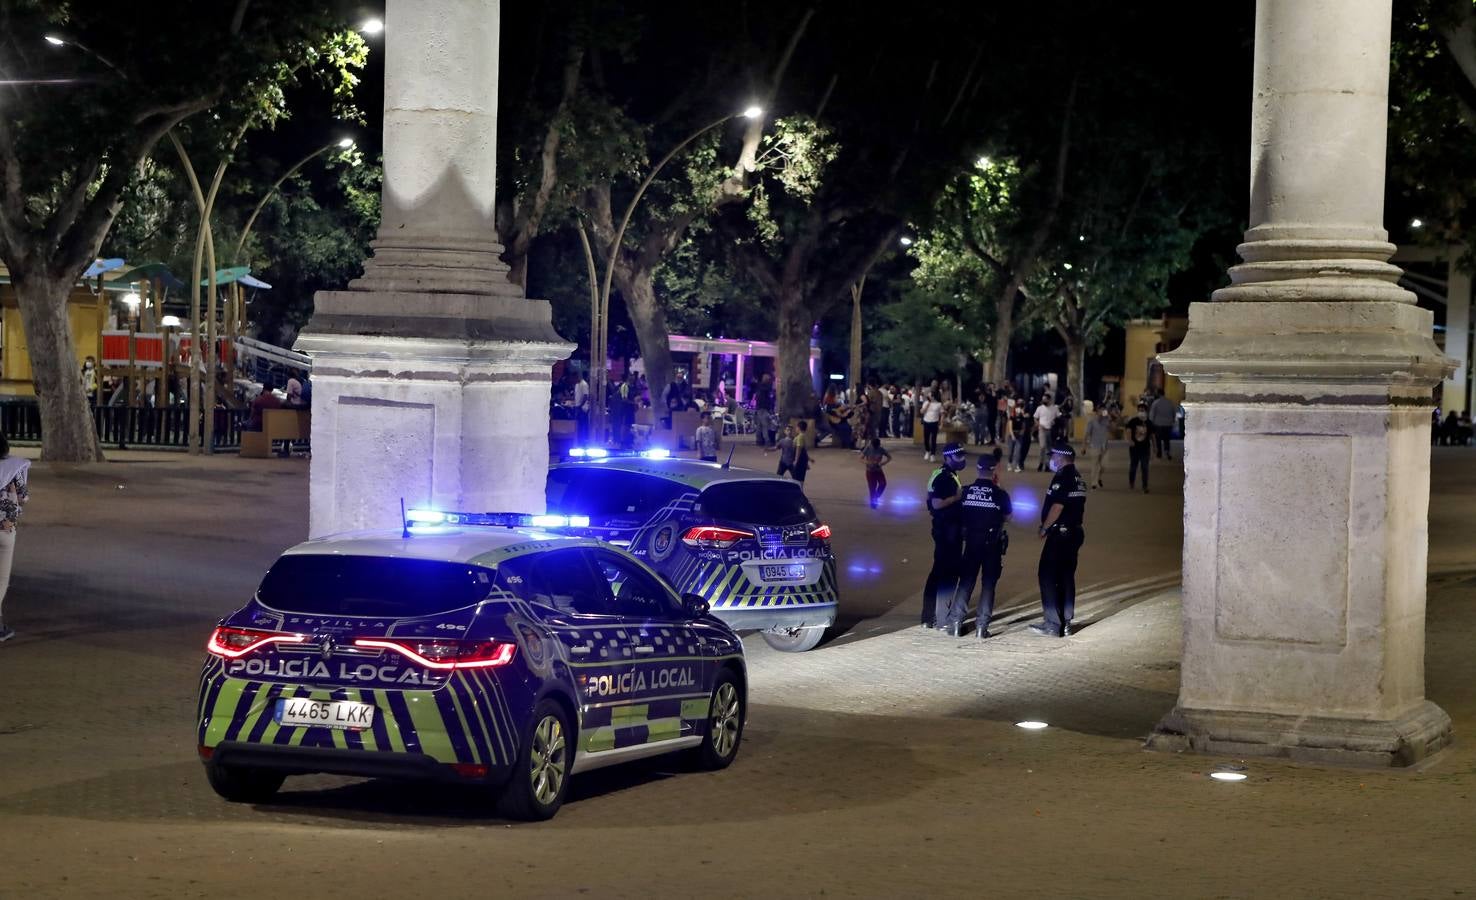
206, 626, 307, 659
681, 526, 754, 549
353, 638, 517, 670
810, 524, 832, 540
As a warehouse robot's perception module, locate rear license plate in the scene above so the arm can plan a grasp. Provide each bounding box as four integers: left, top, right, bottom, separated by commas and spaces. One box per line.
274, 697, 375, 731
759, 563, 808, 582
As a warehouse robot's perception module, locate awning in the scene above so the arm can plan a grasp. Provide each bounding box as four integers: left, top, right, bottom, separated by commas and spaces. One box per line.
198, 266, 251, 287
239, 274, 272, 290
115, 262, 187, 292
83, 258, 124, 278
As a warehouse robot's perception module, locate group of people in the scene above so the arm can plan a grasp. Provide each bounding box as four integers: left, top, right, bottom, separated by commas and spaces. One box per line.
1434, 409, 1474, 446
922, 439, 1087, 639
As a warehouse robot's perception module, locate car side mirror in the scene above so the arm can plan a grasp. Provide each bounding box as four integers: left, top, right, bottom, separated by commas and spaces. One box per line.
681, 593, 710, 619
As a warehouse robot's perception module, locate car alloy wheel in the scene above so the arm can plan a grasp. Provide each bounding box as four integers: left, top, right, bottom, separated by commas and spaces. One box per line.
530, 713, 567, 806
711, 682, 741, 759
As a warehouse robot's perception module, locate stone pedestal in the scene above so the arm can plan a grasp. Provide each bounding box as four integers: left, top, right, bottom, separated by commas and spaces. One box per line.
1146, 0, 1454, 766
295, 0, 571, 537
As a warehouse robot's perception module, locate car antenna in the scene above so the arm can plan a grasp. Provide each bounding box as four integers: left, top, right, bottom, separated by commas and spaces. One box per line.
723, 445, 736, 469
400, 498, 409, 538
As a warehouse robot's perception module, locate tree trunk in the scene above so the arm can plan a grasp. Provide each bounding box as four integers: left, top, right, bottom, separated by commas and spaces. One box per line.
848, 280, 864, 398
13, 273, 103, 461
776, 286, 815, 421
1063, 330, 1086, 416
616, 265, 673, 414
986, 294, 1014, 385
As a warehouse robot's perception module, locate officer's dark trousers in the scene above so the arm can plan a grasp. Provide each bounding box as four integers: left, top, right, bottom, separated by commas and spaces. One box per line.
923, 524, 962, 627
1128, 444, 1150, 490
952, 535, 1002, 631
1038, 526, 1084, 635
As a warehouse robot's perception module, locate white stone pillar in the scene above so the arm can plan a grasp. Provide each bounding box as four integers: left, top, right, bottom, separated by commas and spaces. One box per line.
1148, 0, 1454, 766
1444, 257, 1471, 414
296, 0, 571, 537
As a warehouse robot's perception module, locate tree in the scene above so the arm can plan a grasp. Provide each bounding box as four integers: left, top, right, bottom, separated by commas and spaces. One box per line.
0, 1, 351, 460
871, 284, 980, 386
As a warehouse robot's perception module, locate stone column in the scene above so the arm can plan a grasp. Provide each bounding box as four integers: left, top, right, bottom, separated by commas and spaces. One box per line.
296, 0, 571, 537
1147, 0, 1454, 766
1444, 256, 1471, 415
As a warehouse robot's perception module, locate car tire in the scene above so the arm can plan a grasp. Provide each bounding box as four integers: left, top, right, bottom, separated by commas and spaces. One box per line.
499, 699, 573, 821
761, 626, 825, 653
692, 669, 745, 770
205, 762, 286, 804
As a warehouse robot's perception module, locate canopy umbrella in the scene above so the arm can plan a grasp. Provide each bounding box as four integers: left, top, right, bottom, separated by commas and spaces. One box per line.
198, 266, 251, 287
115, 262, 187, 292
83, 258, 124, 278
238, 274, 272, 290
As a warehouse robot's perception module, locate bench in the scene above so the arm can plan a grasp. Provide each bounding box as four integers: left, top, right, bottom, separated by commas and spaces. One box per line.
241, 408, 309, 458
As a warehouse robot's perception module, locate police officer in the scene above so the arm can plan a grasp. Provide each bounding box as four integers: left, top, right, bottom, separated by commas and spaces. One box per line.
951, 449, 1012, 639
1030, 442, 1087, 638
922, 442, 967, 631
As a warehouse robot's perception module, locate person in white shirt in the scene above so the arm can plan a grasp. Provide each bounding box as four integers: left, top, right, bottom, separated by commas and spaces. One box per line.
573, 373, 590, 443
920, 391, 945, 460
1034, 395, 1059, 471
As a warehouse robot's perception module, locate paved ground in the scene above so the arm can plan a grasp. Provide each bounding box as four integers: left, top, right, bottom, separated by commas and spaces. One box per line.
1, 439, 1474, 898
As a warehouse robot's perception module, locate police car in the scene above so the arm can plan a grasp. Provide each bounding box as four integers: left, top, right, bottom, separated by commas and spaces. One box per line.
547, 451, 838, 652
196, 511, 747, 821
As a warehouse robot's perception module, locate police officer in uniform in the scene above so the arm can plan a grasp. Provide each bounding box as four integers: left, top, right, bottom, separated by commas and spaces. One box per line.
951, 449, 1012, 638
1030, 442, 1087, 638
922, 442, 967, 631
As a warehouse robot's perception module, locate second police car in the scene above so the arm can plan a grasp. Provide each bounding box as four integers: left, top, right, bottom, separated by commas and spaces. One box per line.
196, 512, 746, 820
547, 451, 838, 652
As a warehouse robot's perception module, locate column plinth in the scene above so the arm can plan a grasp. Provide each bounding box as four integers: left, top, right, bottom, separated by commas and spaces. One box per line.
294, 0, 572, 537
1147, 0, 1454, 767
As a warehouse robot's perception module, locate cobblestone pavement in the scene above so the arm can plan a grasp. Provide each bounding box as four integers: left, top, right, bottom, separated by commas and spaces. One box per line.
1, 445, 1475, 897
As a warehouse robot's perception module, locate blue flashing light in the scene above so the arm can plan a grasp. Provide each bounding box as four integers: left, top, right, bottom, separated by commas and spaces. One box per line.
569, 447, 609, 458
404, 508, 590, 533
405, 509, 446, 524
407, 524, 454, 535
641, 448, 671, 460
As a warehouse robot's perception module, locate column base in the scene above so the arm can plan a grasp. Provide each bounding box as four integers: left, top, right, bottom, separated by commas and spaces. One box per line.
1146, 701, 1452, 768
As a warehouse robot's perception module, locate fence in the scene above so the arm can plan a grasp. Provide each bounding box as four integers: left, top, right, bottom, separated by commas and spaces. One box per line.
0, 399, 247, 451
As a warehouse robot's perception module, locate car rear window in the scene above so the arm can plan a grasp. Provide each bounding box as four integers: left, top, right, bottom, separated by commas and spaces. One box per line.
698, 481, 816, 526
256, 555, 496, 618
547, 468, 689, 525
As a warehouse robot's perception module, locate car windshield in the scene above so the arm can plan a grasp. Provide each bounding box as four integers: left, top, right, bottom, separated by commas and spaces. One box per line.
256, 555, 496, 618
547, 468, 688, 524
698, 480, 815, 526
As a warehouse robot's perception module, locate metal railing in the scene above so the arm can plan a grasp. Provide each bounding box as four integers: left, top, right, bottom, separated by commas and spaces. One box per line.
0, 399, 247, 451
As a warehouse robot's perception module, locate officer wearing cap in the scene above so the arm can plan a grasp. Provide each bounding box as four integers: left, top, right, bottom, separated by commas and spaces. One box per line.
1030, 442, 1087, 637
950, 448, 1012, 638
922, 441, 968, 630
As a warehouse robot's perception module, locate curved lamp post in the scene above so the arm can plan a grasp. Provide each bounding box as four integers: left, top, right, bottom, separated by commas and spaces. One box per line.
589, 105, 762, 442
233, 137, 355, 264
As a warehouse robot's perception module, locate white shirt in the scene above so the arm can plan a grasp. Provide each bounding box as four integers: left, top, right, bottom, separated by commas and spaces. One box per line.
1034, 404, 1058, 430
922, 400, 943, 423
573, 379, 589, 410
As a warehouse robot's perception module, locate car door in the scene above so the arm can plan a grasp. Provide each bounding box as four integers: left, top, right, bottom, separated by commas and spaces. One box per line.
587, 549, 710, 744
500, 549, 642, 753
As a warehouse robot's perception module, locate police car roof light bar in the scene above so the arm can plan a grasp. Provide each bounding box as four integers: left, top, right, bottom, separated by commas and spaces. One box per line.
568, 447, 609, 458
404, 508, 591, 531
563, 447, 672, 461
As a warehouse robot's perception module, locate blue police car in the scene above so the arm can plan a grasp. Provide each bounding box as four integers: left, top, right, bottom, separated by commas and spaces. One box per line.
548, 453, 838, 652
196, 512, 747, 820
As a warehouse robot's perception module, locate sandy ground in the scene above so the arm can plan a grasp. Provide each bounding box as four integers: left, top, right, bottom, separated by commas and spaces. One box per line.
1, 440, 1474, 898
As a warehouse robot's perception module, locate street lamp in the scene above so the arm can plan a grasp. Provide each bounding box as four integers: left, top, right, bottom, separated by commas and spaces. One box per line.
43, 35, 65, 46
589, 105, 764, 443
232, 136, 356, 264
359, 18, 384, 35
121, 292, 141, 315
899, 236, 914, 247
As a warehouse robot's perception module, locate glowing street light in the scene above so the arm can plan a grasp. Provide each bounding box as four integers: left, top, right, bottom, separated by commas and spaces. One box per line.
899, 236, 914, 247
1410, 218, 1424, 229
337, 137, 355, 149
43, 34, 65, 46
359, 18, 384, 35
121, 292, 141, 312
742, 105, 764, 120
976, 155, 992, 169
160, 315, 182, 328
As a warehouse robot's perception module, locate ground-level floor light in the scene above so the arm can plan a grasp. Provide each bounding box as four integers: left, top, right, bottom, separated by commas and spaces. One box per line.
1209, 771, 1248, 782
1015, 721, 1048, 730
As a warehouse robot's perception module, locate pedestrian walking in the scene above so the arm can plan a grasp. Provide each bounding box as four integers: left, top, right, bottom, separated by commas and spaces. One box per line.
695, 412, 719, 462
1126, 402, 1152, 493
971, 389, 991, 446
1085, 404, 1111, 488
922, 442, 967, 630
861, 437, 892, 509
754, 372, 778, 449
952, 449, 1011, 639
0, 437, 30, 643
1010, 400, 1033, 472
1149, 392, 1177, 460
920, 391, 944, 461
1030, 443, 1086, 638
1034, 394, 1059, 471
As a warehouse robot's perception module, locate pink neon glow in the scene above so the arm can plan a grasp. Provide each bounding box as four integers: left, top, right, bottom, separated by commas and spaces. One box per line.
206, 626, 307, 659
353, 638, 517, 670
